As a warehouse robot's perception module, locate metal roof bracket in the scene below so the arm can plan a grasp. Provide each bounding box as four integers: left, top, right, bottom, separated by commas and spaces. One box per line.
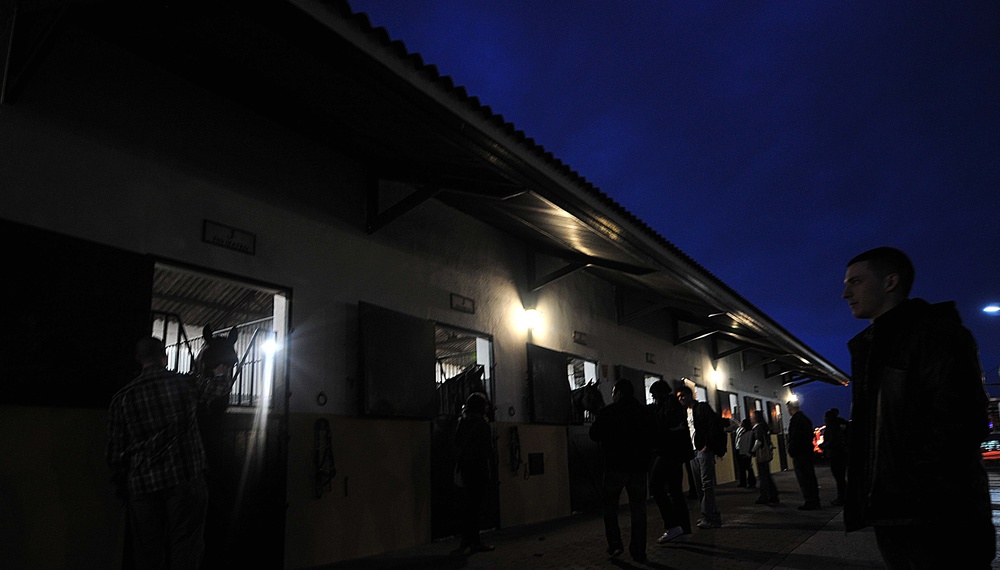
527, 249, 586, 292
366, 178, 441, 234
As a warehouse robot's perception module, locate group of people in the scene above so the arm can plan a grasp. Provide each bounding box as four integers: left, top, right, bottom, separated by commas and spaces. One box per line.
587, 246, 996, 568
106, 246, 995, 569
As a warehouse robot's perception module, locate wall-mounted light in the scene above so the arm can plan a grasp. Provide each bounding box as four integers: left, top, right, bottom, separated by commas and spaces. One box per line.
522, 308, 542, 331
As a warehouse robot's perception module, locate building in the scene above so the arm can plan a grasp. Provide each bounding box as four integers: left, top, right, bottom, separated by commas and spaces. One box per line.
0, 1, 848, 568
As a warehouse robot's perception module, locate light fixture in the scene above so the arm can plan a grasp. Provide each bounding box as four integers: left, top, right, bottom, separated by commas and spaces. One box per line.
522, 308, 542, 331
984, 304, 1000, 314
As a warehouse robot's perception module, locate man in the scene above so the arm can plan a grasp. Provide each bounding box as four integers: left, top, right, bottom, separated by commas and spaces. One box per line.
451, 392, 495, 556
676, 385, 722, 529
734, 417, 756, 489
821, 408, 848, 506
589, 379, 652, 563
785, 400, 821, 510
107, 337, 235, 569
647, 379, 693, 544
842, 246, 995, 568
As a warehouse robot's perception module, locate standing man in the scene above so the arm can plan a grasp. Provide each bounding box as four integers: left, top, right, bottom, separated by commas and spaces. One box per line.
842, 246, 995, 568
452, 392, 495, 556
734, 418, 756, 489
821, 408, 848, 506
589, 379, 652, 563
676, 385, 723, 529
647, 379, 694, 544
107, 337, 235, 569
785, 400, 821, 510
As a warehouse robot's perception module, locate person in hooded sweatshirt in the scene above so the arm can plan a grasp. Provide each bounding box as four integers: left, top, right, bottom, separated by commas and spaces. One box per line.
841, 246, 995, 569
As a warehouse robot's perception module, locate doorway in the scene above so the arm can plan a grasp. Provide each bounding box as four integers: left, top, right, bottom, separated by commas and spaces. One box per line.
150, 262, 291, 568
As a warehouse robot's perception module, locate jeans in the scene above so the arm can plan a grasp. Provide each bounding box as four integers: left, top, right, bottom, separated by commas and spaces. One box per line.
756, 460, 779, 502
736, 453, 756, 487
128, 477, 209, 570
458, 480, 488, 547
601, 469, 647, 558
649, 455, 690, 533
690, 449, 720, 523
791, 454, 820, 505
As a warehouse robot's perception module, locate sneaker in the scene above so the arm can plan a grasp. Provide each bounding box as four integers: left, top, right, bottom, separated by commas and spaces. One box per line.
607, 546, 624, 557
657, 526, 685, 545
696, 518, 722, 529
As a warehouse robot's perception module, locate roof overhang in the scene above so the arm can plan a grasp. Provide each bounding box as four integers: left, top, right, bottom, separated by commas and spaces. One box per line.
1, 0, 848, 386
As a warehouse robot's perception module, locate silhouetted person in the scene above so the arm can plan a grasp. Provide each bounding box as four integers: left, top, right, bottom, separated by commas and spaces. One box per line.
647, 379, 693, 544
821, 408, 848, 506
751, 410, 779, 504
106, 337, 234, 570
676, 385, 723, 529
452, 392, 495, 555
842, 246, 995, 568
590, 379, 652, 563
734, 417, 756, 489
786, 400, 821, 510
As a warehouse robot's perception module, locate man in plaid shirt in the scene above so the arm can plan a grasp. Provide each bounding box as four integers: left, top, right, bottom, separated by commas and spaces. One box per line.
107, 336, 234, 569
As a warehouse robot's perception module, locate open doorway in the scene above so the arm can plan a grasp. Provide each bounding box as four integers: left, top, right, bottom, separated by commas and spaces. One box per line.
149, 262, 291, 567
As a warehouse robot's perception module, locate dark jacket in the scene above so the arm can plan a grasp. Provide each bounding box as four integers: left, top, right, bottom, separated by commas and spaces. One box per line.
648, 397, 695, 463
845, 298, 991, 532
820, 416, 848, 459
786, 410, 814, 459
589, 395, 652, 472
455, 414, 492, 487
691, 401, 716, 452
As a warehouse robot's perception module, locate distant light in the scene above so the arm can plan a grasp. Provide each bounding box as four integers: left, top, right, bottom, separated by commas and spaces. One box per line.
984, 305, 1000, 314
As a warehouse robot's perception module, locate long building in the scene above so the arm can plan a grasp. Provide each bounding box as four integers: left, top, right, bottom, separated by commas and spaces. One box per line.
0, 1, 848, 568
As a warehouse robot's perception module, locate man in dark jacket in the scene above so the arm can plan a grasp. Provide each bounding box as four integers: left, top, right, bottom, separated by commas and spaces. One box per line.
452, 393, 495, 555
647, 379, 694, 543
785, 400, 821, 510
842, 247, 995, 568
676, 384, 723, 529
589, 379, 652, 563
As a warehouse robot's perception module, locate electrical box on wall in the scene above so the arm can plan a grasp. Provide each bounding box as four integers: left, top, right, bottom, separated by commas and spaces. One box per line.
528, 452, 544, 475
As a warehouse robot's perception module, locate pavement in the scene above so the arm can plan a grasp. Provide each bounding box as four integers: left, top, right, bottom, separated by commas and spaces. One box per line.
319, 462, 1000, 570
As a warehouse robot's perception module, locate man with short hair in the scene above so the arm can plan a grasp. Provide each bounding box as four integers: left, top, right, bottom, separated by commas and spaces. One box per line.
107, 337, 235, 569
589, 379, 652, 563
842, 246, 995, 568
676, 385, 722, 529
785, 400, 820, 510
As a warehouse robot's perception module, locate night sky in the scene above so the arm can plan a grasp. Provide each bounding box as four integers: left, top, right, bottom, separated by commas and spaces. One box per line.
347, 1, 1000, 424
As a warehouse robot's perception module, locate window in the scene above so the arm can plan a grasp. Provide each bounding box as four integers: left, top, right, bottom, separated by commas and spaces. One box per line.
435, 324, 494, 417
152, 263, 289, 409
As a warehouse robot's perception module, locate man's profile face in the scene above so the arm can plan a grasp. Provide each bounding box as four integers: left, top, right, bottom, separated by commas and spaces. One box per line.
676, 391, 690, 407
842, 260, 893, 322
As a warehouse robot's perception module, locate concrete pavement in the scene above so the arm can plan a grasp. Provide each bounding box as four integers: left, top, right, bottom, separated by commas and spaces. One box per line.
319, 461, 1000, 569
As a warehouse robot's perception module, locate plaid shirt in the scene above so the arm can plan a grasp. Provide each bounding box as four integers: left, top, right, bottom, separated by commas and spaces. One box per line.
106, 366, 231, 496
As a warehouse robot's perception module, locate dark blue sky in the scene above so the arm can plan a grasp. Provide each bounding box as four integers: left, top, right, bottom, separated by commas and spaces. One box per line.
348, 1, 1000, 423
